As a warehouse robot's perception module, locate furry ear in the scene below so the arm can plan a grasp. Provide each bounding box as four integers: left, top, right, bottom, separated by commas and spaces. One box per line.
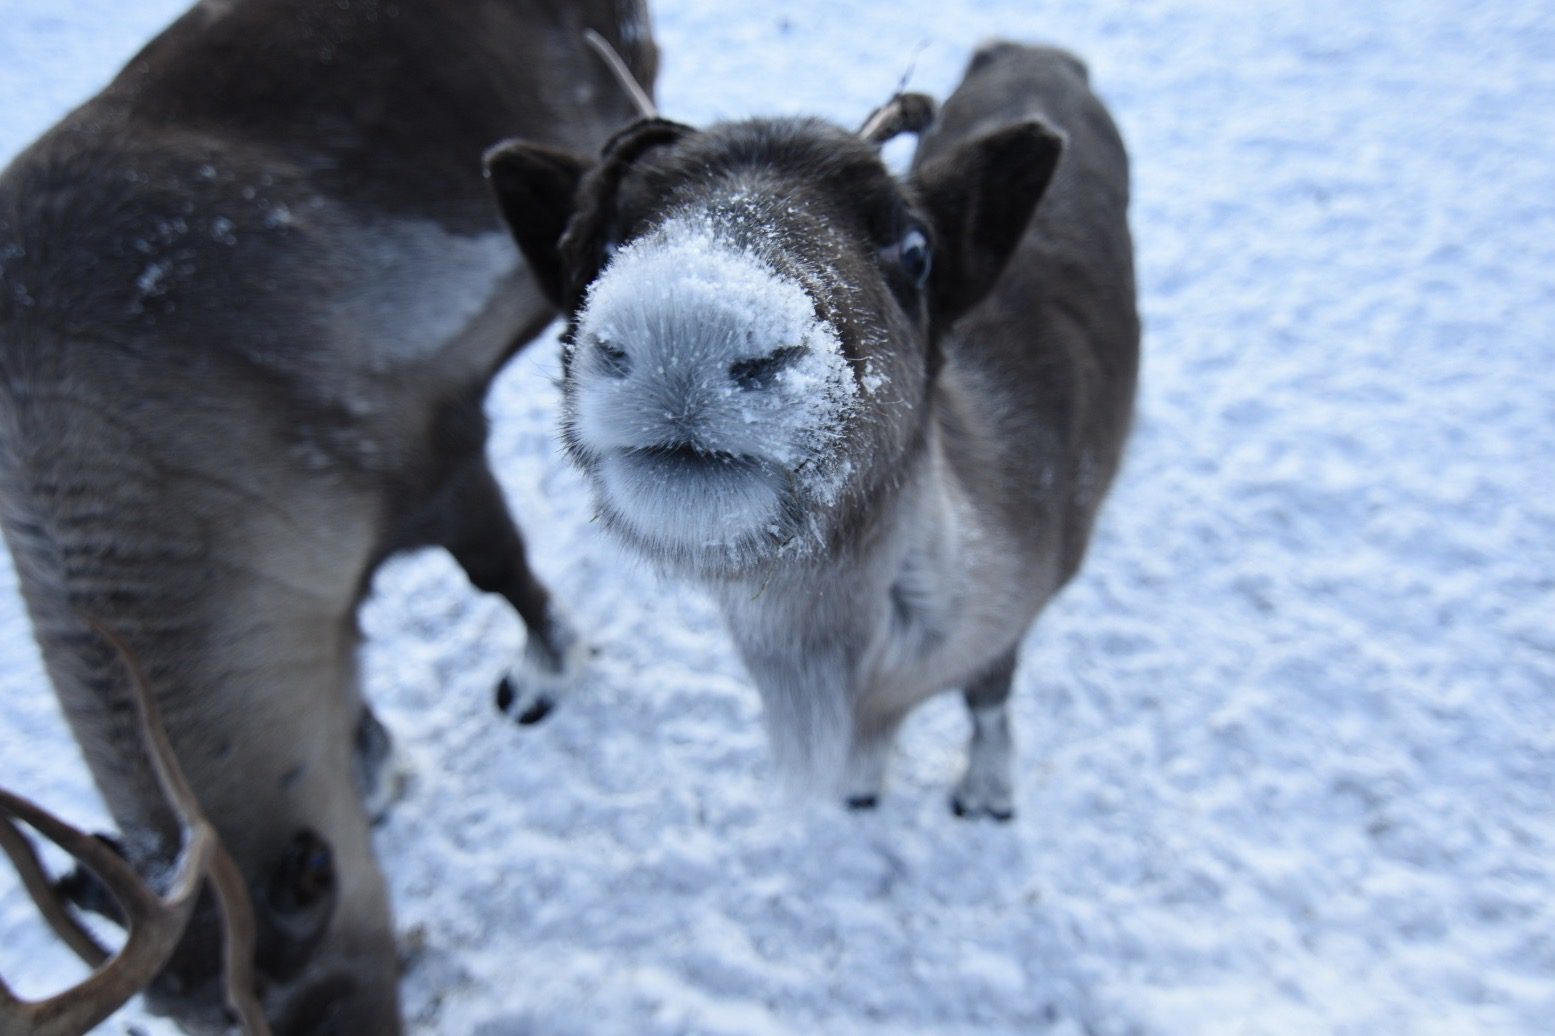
554, 118, 695, 309
483, 139, 592, 309
914, 118, 1064, 324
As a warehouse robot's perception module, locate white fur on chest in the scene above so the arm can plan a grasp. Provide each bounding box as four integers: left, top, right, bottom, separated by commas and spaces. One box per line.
334, 220, 525, 371
860, 450, 1032, 710
724, 457, 1021, 711
863, 478, 970, 698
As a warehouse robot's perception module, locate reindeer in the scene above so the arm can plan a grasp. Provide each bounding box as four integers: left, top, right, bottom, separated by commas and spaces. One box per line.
0, 1, 656, 1030
485, 40, 1137, 819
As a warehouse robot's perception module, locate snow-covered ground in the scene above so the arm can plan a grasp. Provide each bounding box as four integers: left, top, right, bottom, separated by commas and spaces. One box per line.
3, 0, 1553, 1032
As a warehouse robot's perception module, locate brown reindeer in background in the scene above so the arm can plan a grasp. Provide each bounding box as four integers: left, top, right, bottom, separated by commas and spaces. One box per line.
2, 628, 268, 1035
486, 41, 1137, 819
0, 1, 658, 1030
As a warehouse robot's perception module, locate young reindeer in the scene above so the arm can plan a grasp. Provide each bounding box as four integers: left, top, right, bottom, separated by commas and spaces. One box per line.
486, 41, 1137, 818
0, 1, 656, 1031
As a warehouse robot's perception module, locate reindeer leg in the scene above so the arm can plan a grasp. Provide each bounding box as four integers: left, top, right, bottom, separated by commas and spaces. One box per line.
440, 462, 581, 725
843, 709, 905, 811
952, 650, 1019, 821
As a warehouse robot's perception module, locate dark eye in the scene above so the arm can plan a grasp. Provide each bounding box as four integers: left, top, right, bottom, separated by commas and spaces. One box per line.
883, 225, 932, 288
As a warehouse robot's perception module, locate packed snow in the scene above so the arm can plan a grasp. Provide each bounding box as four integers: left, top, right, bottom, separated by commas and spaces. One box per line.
2, 1, 1552, 1033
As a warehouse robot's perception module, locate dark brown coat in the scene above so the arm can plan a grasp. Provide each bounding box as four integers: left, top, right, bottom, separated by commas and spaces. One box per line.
0, 1, 656, 1030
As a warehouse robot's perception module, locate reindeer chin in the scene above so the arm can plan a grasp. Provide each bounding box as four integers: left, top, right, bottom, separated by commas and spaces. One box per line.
592, 446, 795, 564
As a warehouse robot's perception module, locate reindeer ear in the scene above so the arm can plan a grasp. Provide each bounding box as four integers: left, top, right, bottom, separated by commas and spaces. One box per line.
484, 139, 592, 309
914, 119, 1064, 324
554, 118, 695, 308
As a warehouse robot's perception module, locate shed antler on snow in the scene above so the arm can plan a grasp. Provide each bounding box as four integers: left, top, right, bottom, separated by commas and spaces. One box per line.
0, 624, 269, 1036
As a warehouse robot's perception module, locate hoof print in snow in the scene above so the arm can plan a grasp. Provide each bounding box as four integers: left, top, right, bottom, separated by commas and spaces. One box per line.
495, 676, 555, 725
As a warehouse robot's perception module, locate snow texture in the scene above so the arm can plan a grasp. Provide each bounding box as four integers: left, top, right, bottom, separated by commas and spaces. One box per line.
3, 1, 1554, 1034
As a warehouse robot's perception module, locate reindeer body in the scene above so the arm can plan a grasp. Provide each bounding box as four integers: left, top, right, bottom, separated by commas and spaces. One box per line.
0, 1, 656, 1030
488, 41, 1134, 817
726, 43, 1140, 809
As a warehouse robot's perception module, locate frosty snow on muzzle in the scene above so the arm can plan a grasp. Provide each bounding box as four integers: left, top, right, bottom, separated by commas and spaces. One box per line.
567, 216, 860, 562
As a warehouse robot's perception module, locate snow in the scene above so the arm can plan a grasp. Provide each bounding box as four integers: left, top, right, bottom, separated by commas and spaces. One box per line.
3, 1, 1553, 1034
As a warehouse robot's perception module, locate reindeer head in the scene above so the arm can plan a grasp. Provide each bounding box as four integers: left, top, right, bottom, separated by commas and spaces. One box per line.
486, 98, 1062, 577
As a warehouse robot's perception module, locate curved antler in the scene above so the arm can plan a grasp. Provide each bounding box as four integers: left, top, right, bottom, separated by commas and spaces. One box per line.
0, 812, 110, 968
0, 623, 269, 1036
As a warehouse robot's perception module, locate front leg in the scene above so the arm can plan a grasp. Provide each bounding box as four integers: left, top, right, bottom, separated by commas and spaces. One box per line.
438, 461, 583, 724
952, 649, 1018, 821
843, 708, 906, 810
729, 611, 864, 800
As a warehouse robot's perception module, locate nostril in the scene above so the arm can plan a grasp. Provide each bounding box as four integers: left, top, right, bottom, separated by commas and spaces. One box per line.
593, 337, 630, 378
729, 344, 808, 391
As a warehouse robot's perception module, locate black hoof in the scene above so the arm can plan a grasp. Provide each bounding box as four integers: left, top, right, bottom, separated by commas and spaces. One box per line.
517, 697, 553, 725
950, 795, 1016, 822
495, 677, 555, 725
54, 833, 128, 925
845, 795, 879, 811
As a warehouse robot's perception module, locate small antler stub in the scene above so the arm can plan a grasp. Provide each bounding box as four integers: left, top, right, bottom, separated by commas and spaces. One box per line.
859, 92, 938, 144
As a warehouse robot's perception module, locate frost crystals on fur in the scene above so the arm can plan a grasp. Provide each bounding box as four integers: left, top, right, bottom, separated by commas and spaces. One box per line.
569, 218, 858, 564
